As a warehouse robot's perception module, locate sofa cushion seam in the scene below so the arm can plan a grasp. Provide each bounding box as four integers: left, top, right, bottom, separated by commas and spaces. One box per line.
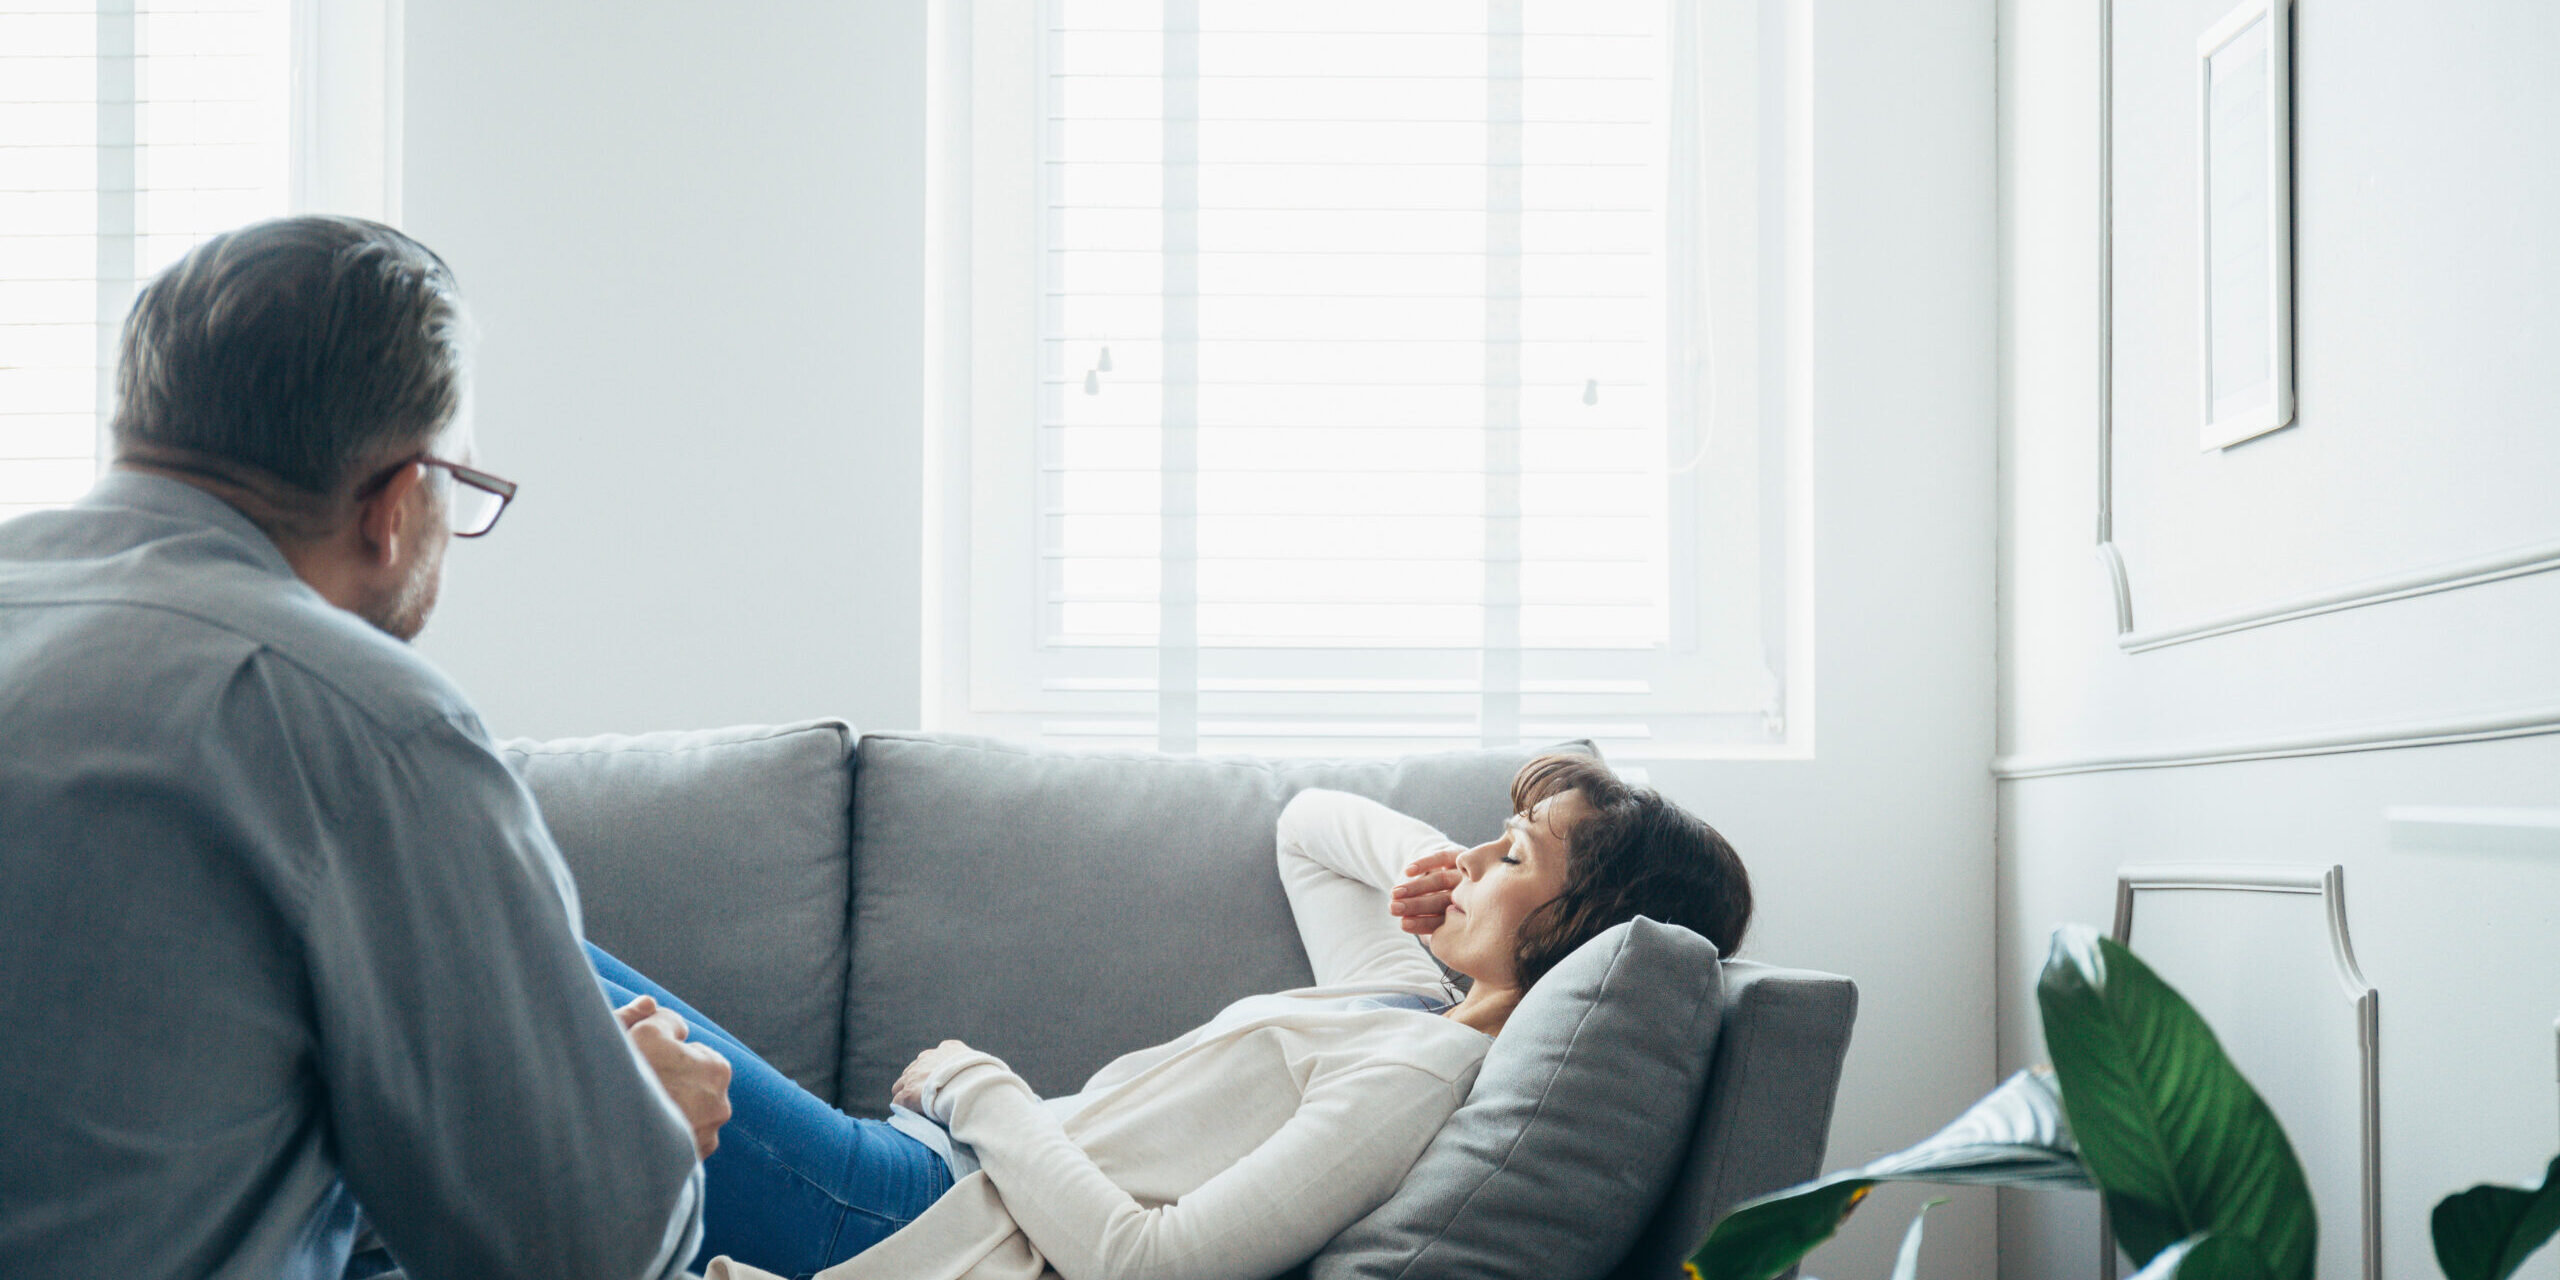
508, 732, 850, 759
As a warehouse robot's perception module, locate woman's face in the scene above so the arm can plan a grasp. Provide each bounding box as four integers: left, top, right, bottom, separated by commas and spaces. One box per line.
1427, 788, 1587, 989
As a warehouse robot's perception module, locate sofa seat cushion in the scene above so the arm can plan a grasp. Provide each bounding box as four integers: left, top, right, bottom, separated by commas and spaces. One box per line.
1310, 917, 1726, 1280
838, 733, 1585, 1117
502, 720, 854, 1102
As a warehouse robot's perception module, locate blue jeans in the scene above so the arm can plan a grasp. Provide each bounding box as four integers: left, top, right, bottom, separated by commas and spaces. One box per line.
586, 943, 953, 1280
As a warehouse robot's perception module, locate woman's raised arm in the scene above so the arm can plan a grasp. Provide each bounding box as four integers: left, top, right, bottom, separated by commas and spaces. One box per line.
1274, 789, 1463, 990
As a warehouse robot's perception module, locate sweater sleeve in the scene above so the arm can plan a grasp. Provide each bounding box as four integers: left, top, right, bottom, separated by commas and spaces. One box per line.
941, 1058, 1462, 1280
1275, 789, 1465, 989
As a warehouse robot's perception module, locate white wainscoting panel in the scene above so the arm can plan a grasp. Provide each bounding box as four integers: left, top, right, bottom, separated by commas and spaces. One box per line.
2110, 864, 2378, 1280
2092, 0, 2560, 651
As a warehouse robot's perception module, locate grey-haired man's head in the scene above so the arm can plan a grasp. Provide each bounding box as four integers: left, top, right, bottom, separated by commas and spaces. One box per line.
112, 215, 479, 639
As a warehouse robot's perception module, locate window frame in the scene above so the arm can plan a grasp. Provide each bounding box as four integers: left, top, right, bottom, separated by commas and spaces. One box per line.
923, 0, 1815, 761
0, 0, 400, 523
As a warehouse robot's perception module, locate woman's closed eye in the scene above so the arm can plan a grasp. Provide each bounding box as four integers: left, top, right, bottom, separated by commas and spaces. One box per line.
1502, 814, 1534, 858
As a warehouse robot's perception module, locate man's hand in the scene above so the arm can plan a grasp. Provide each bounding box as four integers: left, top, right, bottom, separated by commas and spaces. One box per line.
892, 1039, 981, 1117
616, 995, 732, 1161
1389, 848, 1464, 936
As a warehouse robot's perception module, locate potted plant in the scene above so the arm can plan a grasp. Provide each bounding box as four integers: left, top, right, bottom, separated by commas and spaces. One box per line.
1683, 925, 2560, 1280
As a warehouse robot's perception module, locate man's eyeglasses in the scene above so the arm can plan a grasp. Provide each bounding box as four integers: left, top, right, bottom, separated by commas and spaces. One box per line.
360, 454, 519, 538
423, 458, 518, 537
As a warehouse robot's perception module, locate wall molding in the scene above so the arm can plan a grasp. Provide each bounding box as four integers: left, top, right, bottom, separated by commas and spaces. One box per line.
2116, 536, 2560, 652
2090, 0, 2560, 655
2104, 863, 2381, 1280
1992, 702, 2560, 779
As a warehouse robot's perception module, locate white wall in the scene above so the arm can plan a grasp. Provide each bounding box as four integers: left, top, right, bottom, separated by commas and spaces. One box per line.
404, 0, 929, 738
402, 3, 2000, 1278
1653, 1, 2002, 1276
1998, 0, 2560, 1275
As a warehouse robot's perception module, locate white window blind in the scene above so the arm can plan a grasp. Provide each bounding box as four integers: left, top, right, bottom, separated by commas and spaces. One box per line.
933, 0, 1800, 758
1, 0, 395, 525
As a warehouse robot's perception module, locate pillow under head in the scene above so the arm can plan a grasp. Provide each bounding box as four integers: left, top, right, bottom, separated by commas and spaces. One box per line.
1309, 916, 1726, 1280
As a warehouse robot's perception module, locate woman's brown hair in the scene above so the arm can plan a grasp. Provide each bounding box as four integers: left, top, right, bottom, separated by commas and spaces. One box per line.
1505, 752, 1753, 988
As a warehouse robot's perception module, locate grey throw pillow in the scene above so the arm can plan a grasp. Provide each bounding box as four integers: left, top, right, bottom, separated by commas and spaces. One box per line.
1310, 917, 1726, 1280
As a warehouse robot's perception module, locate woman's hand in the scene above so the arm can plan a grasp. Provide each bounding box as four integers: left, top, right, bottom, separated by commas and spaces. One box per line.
1390, 848, 1464, 936
892, 1039, 981, 1115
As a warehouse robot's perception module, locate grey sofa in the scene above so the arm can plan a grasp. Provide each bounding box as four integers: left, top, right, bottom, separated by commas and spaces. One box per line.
501, 721, 1858, 1280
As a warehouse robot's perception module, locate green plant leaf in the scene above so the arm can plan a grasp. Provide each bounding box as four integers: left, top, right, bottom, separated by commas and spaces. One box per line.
2434, 1153, 2560, 1280
1690, 1180, 1872, 1280
1884, 1200, 1947, 1280
1688, 1069, 2092, 1280
2035, 926, 2317, 1280
2126, 1234, 2279, 1280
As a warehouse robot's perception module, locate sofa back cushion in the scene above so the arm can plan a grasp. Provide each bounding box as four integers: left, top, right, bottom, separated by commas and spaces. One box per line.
501, 720, 855, 1101
1309, 918, 1725, 1280
838, 733, 1585, 1116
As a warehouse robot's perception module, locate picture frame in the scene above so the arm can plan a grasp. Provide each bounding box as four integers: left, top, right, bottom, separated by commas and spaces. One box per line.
2194, 0, 2294, 450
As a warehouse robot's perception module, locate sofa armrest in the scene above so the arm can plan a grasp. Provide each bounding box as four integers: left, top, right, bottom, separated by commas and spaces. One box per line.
1604, 962, 1859, 1280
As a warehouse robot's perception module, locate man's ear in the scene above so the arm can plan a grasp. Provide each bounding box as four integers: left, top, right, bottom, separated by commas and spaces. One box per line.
355, 461, 427, 567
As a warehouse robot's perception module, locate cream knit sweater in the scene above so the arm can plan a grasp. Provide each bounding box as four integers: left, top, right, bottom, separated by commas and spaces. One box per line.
702, 789, 1491, 1280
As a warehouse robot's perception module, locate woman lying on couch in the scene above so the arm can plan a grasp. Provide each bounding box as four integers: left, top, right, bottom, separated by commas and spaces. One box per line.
585, 752, 1752, 1280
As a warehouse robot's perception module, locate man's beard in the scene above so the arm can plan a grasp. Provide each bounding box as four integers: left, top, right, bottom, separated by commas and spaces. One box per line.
364, 540, 445, 641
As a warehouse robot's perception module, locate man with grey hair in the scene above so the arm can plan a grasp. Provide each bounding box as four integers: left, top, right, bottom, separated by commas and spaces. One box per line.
0, 216, 728, 1278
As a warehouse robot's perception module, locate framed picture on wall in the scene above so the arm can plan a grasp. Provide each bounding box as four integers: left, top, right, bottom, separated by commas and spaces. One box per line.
2195, 0, 2294, 450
